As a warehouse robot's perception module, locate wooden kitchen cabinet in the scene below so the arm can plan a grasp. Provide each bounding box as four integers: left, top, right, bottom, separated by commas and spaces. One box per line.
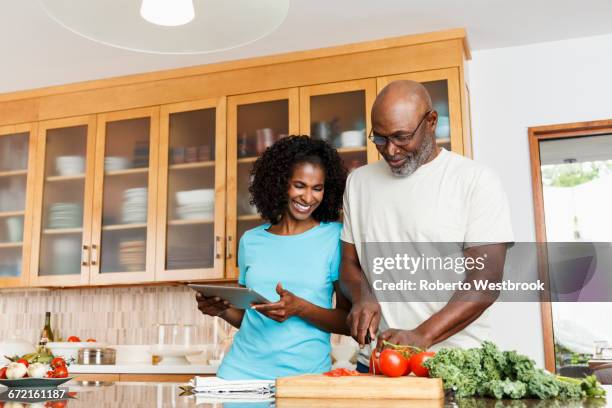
0, 123, 37, 288
0, 28, 472, 288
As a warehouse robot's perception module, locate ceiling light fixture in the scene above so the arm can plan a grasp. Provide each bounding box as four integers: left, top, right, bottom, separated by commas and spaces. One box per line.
140, 0, 195, 26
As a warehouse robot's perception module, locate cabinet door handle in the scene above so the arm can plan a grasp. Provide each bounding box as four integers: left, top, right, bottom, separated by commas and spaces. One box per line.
214, 235, 222, 259
226, 235, 233, 259
81, 245, 90, 266
91, 244, 99, 266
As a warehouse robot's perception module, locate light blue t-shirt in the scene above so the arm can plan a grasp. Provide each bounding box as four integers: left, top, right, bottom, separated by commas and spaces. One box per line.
216, 222, 342, 380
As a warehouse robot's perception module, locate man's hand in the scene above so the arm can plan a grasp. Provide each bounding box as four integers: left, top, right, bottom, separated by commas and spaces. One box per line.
251, 283, 305, 323
196, 293, 231, 317
347, 297, 381, 347
376, 328, 433, 352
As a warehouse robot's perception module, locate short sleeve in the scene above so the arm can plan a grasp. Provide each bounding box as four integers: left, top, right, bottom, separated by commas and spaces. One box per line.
340, 172, 355, 244
329, 238, 342, 282
464, 168, 514, 247
237, 236, 247, 285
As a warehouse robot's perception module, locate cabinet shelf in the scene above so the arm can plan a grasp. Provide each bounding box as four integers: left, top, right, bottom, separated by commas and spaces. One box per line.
43, 228, 83, 235
105, 167, 148, 177
169, 161, 215, 171
337, 146, 367, 154
0, 210, 25, 218
436, 138, 451, 145
237, 157, 258, 164
168, 219, 214, 226
102, 223, 147, 231
237, 214, 261, 221
46, 174, 86, 182
0, 242, 22, 249
0, 169, 27, 178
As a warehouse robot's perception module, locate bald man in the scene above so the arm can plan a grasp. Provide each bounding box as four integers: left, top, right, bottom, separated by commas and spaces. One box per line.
339, 80, 514, 372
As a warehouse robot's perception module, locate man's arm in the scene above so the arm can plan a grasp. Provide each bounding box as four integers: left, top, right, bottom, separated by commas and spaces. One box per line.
378, 243, 507, 350
340, 241, 382, 346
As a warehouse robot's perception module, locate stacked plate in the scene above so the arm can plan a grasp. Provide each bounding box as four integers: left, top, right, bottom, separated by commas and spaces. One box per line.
55, 156, 85, 176
119, 240, 145, 271
175, 189, 214, 220
122, 188, 147, 224
167, 244, 214, 270
47, 203, 82, 229
105, 156, 131, 172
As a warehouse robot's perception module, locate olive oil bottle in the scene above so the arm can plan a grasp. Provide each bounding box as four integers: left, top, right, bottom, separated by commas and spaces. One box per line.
40, 311, 55, 344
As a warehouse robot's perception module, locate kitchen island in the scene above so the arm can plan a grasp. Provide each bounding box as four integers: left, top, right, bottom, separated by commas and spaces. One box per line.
1, 381, 609, 407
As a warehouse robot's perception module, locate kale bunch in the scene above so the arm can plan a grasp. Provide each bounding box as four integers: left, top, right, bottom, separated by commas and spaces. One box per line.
423, 341, 606, 400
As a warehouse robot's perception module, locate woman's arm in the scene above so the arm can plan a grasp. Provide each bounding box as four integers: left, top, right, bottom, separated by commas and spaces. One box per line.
196, 293, 246, 329
219, 307, 246, 329
251, 282, 351, 335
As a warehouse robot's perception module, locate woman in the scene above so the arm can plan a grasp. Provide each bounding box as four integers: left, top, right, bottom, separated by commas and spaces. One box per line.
196, 135, 350, 380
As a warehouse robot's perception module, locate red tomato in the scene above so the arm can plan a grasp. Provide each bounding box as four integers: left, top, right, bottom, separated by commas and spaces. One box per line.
53, 365, 69, 378
379, 349, 409, 378
67, 336, 81, 342
403, 356, 412, 376
17, 358, 29, 368
410, 351, 435, 377
369, 351, 382, 375
86, 338, 96, 343
46, 370, 55, 378
51, 357, 66, 369
0, 367, 7, 379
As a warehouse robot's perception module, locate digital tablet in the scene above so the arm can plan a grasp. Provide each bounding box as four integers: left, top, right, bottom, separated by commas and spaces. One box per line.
188, 284, 271, 309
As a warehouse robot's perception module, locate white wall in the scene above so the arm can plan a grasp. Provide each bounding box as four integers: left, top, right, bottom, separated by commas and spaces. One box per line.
468, 32, 612, 367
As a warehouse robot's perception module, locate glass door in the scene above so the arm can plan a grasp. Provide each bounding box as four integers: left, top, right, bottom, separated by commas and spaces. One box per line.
30, 117, 96, 287
377, 68, 464, 155
300, 79, 377, 173
90, 107, 159, 284
226, 89, 299, 279
156, 98, 226, 281
0, 124, 36, 287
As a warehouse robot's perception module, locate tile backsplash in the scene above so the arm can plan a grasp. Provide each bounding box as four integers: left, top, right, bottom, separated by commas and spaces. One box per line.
0, 285, 235, 346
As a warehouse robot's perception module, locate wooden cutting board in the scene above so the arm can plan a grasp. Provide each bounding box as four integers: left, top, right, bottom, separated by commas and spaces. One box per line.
276, 397, 445, 408
275, 374, 444, 400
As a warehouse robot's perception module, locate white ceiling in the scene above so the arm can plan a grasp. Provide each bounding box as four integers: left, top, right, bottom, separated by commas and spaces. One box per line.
2, 0, 612, 94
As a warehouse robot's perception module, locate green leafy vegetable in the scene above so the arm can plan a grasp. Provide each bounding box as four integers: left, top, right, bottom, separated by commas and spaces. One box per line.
423, 341, 606, 400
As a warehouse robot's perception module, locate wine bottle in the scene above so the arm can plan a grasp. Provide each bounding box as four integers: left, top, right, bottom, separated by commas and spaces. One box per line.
40, 311, 55, 344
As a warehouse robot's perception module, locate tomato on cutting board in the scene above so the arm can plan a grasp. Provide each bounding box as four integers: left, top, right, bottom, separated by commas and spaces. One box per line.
410, 351, 436, 377
369, 351, 382, 375
379, 349, 409, 378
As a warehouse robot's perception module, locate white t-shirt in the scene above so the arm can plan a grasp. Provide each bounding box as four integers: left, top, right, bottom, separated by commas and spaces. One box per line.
341, 149, 514, 364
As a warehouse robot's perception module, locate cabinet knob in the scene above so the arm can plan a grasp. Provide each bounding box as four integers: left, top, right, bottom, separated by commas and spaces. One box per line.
81, 245, 90, 266
226, 235, 233, 259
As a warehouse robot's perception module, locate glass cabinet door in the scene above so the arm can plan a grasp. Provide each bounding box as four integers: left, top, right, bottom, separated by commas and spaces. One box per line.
90, 107, 159, 284
0, 124, 36, 287
226, 89, 299, 279
156, 98, 226, 281
30, 117, 96, 287
300, 79, 378, 173
377, 68, 464, 155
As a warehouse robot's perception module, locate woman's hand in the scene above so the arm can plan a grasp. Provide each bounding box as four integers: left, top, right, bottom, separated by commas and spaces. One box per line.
195, 293, 231, 317
251, 282, 306, 322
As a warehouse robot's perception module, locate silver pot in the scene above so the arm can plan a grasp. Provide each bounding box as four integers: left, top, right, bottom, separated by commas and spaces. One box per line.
78, 347, 116, 365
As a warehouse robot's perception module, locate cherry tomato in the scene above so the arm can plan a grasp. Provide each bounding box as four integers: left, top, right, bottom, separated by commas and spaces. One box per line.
410, 351, 436, 377
403, 357, 412, 376
0, 367, 7, 379
46, 370, 55, 378
369, 351, 382, 375
53, 365, 69, 378
16, 358, 29, 368
379, 349, 409, 378
51, 357, 66, 369
86, 338, 96, 343
67, 336, 81, 342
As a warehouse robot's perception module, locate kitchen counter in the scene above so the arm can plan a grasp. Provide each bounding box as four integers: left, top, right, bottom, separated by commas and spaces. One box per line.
69, 363, 218, 374
1, 381, 609, 407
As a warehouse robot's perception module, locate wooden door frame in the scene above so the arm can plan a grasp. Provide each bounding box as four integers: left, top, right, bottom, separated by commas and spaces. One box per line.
528, 118, 612, 373
30, 116, 96, 287
226, 88, 300, 279
156, 97, 227, 282
0, 123, 37, 288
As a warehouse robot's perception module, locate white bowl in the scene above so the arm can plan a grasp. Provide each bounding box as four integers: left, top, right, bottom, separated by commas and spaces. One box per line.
340, 129, 366, 148
148, 345, 206, 365
56, 156, 85, 176
47, 341, 106, 363
105, 157, 131, 172
175, 189, 215, 206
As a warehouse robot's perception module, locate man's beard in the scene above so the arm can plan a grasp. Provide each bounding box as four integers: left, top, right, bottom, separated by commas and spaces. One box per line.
389, 134, 436, 177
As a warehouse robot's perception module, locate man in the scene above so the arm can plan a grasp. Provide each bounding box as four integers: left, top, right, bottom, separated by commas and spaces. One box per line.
339, 80, 513, 372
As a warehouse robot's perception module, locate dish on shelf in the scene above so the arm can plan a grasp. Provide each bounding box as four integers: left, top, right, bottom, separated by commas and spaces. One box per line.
105, 156, 131, 172
339, 129, 366, 148
175, 189, 215, 206
55, 156, 85, 176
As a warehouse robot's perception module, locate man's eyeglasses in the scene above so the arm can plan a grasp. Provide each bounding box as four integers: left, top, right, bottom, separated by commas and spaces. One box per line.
368, 110, 432, 147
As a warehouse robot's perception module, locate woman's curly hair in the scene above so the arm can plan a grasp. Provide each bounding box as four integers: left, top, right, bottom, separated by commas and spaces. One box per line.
249, 135, 347, 224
